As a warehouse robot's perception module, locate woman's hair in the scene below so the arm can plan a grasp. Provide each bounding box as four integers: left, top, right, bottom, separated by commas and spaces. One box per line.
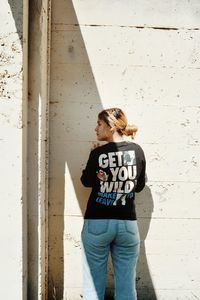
98, 108, 138, 139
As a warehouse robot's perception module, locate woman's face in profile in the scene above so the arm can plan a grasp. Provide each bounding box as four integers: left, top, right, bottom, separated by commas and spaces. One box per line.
95, 118, 112, 142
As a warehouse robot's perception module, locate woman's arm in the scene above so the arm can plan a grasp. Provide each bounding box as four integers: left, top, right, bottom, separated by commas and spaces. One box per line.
135, 147, 146, 193
80, 151, 96, 187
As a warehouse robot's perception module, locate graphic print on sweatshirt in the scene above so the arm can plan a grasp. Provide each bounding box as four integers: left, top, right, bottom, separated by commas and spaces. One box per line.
95, 150, 137, 206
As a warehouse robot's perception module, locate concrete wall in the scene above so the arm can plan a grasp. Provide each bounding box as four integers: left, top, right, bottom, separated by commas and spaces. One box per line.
49, 1, 200, 299
0, 0, 28, 299
1, 0, 200, 299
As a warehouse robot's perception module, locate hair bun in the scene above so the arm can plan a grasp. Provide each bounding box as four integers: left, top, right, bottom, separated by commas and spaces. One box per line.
98, 108, 138, 139
123, 124, 138, 139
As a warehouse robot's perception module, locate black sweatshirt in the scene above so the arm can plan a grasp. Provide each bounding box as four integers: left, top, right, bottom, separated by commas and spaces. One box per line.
81, 141, 146, 220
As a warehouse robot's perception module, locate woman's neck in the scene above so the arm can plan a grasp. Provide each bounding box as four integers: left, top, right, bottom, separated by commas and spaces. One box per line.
107, 132, 124, 143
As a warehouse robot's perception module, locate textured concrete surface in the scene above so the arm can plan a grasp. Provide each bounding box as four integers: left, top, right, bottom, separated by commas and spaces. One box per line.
48, 0, 200, 299
1, 0, 200, 299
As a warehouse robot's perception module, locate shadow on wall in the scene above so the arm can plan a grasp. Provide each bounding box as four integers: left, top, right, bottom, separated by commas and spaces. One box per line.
136, 186, 157, 300
48, 0, 103, 298
49, 1, 158, 297
7, 0, 23, 45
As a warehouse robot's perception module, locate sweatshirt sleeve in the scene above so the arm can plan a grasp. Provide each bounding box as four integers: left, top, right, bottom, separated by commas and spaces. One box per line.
80, 150, 96, 187
135, 147, 146, 193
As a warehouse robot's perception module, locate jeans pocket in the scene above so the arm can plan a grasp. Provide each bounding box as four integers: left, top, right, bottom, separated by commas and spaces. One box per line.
125, 220, 138, 235
87, 219, 109, 235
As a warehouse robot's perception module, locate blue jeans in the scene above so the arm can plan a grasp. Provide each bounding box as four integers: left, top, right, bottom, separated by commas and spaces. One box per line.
81, 219, 140, 300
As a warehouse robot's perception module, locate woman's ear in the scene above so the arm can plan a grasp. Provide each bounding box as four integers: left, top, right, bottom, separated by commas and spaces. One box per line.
110, 126, 115, 134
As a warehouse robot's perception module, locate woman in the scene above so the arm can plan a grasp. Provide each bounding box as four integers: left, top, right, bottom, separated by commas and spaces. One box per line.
81, 108, 146, 300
